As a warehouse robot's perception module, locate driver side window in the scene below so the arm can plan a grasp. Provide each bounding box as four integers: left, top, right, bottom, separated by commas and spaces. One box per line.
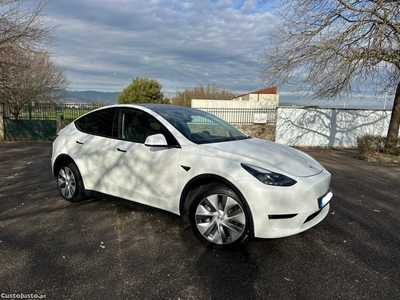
119, 108, 178, 145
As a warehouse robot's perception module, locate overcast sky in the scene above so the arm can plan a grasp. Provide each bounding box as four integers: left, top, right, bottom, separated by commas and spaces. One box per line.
41, 0, 393, 109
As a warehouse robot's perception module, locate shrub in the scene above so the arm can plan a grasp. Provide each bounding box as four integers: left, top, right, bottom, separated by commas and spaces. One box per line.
357, 135, 400, 156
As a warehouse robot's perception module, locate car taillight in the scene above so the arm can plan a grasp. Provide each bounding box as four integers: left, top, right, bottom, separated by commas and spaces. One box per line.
53, 135, 58, 142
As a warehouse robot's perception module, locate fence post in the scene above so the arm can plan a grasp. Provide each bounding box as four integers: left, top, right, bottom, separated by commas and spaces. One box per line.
56, 115, 64, 133
28, 102, 32, 120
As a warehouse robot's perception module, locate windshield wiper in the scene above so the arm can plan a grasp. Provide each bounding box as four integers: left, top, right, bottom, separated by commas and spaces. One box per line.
234, 136, 252, 140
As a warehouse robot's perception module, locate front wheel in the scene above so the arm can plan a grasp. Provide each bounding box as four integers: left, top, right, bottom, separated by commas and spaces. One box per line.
189, 183, 250, 248
57, 161, 86, 202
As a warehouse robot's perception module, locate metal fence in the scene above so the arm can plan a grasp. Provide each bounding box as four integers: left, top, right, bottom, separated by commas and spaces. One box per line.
195, 107, 276, 125
1, 102, 277, 125
1, 102, 105, 120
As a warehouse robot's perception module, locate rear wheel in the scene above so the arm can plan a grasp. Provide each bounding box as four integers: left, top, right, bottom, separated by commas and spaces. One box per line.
57, 161, 86, 202
189, 183, 250, 248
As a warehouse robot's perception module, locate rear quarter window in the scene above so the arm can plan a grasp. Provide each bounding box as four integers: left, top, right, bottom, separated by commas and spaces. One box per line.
75, 108, 117, 137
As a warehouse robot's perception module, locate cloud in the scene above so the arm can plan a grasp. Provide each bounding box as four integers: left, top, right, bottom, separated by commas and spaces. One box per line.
41, 0, 276, 95
38, 0, 388, 108
241, 0, 258, 13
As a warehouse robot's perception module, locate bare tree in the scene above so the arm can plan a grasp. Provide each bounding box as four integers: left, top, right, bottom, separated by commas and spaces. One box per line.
90, 99, 108, 108
259, 0, 400, 151
0, 50, 68, 119
0, 0, 66, 119
0, 0, 53, 48
0, 0, 54, 72
174, 83, 236, 107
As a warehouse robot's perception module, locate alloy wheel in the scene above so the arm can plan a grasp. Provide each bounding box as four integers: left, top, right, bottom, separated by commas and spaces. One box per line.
195, 194, 246, 245
58, 166, 76, 199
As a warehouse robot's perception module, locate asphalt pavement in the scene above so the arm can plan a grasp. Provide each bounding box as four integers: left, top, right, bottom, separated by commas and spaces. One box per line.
0, 142, 399, 299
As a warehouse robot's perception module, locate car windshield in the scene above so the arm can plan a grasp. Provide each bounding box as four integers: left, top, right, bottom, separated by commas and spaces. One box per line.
145, 105, 251, 144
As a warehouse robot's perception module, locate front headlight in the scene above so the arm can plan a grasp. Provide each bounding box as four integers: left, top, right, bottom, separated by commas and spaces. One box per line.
241, 164, 297, 187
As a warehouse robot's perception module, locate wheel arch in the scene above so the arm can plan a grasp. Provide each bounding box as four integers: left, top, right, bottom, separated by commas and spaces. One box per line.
179, 174, 254, 237
53, 154, 75, 178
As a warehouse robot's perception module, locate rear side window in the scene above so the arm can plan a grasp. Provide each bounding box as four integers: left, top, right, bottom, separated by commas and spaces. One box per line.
75, 108, 117, 137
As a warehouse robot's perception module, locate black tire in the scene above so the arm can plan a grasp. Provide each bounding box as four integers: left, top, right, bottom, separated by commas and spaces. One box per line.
189, 183, 250, 249
57, 161, 86, 202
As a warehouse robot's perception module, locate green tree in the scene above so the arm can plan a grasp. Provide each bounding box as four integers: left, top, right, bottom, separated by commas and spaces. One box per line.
118, 77, 169, 104
174, 83, 235, 107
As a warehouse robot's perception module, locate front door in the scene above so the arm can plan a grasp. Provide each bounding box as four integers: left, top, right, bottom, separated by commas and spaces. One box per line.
113, 108, 182, 214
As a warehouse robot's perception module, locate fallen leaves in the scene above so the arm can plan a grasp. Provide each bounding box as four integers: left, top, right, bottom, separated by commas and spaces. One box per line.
100, 241, 105, 249
284, 277, 292, 282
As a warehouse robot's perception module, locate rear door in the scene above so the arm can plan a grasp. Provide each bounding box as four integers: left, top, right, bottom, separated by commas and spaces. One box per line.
72, 108, 119, 195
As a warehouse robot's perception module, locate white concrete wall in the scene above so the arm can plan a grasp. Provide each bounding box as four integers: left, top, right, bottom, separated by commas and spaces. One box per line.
192, 99, 277, 109
276, 108, 395, 147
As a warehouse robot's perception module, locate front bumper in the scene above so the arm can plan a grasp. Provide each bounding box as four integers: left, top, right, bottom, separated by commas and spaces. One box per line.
236, 168, 332, 239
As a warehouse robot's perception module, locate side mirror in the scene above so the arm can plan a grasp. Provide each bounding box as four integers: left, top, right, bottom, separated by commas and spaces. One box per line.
144, 134, 168, 147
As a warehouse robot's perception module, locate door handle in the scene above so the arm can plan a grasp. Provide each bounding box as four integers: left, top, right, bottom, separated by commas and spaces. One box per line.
117, 148, 127, 153
76, 141, 84, 145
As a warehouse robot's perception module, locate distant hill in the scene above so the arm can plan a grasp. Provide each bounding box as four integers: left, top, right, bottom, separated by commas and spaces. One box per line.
57, 90, 391, 110
60, 90, 121, 104
279, 100, 391, 109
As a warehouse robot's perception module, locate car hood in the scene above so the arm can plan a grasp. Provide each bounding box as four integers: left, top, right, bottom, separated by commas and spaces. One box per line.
199, 138, 323, 177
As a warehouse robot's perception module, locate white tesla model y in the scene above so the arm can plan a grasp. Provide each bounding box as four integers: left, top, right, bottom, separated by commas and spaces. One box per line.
52, 104, 333, 248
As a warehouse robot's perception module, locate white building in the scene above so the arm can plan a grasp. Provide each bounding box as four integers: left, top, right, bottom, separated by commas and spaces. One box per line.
191, 86, 279, 109
233, 86, 279, 107
191, 87, 279, 125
